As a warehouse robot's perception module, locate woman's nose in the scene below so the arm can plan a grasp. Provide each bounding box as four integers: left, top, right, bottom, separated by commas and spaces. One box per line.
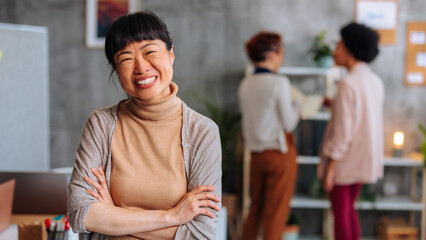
134, 58, 150, 74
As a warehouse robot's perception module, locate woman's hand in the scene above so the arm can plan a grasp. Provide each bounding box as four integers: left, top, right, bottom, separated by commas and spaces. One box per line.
323, 167, 335, 192
169, 185, 221, 225
322, 159, 337, 192
84, 167, 114, 206
323, 96, 334, 109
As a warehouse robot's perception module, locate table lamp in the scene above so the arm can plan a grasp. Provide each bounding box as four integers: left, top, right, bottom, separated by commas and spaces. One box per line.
393, 131, 404, 157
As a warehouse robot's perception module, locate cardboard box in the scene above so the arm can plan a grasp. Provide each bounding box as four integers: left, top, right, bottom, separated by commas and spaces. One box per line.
377, 217, 418, 240
0, 179, 15, 233
12, 215, 57, 240
18, 222, 42, 240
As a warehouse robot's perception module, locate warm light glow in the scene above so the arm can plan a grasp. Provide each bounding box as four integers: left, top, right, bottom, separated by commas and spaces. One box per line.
393, 131, 404, 148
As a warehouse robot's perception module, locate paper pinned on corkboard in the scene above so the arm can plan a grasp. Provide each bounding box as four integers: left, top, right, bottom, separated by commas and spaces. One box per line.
405, 22, 426, 86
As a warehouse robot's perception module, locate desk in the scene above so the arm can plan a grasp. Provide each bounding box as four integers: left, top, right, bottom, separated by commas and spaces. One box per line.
0, 224, 78, 240
2, 209, 227, 240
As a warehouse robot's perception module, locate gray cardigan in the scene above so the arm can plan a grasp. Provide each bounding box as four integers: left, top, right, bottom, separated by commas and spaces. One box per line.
67, 101, 222, 240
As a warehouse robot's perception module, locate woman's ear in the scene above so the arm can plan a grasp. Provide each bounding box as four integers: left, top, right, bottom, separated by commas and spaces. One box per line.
169, 45, 175, 65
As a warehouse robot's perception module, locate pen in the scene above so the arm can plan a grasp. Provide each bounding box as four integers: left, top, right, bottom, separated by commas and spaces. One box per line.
65, 216, 70, 230
45, 215, 70, 240
49, 220, 56, 232
44, 218, 51, 229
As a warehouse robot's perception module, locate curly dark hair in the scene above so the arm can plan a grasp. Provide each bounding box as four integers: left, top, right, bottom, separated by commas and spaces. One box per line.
245, 31, 282, 63
340, 22, 380, 63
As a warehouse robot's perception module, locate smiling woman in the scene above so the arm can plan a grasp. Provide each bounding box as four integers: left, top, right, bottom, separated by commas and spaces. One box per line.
114, 40, 175, 101
67, 10, 222, 240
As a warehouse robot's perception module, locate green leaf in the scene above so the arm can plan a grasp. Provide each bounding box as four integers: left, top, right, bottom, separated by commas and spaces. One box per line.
418, 123, 426, 136
188, 91, 242, 192
309, 29, 332, 62
421, 143, 426, 155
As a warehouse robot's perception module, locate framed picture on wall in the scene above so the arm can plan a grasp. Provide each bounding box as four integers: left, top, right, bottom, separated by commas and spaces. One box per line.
86, 0, 138, 48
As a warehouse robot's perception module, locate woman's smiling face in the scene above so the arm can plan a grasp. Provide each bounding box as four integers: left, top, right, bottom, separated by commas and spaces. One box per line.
114, 39, 175, 101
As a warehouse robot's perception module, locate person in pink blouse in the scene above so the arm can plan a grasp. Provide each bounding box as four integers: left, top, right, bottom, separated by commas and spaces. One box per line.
318, 22, 384, 240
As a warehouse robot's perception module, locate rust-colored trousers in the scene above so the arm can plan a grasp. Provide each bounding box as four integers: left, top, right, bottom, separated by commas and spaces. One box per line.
242, 133, 298, 240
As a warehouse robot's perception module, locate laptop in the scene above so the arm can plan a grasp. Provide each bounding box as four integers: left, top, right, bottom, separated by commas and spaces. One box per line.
0, 179, 15, 232
0, 172, 68, 214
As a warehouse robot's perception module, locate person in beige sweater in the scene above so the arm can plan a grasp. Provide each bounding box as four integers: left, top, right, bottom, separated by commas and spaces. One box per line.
67, 10, 222, 240
238, 31, 301, 240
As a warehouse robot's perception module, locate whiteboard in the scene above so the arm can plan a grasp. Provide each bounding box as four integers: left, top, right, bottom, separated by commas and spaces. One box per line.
0, 23, 49, 171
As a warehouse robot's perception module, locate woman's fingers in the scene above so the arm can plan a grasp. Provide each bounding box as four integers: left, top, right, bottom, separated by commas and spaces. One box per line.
197, 192, 221, 203
97, 167, 108, 189
91, 167, 106, 187
171, 185, 222, 224
188, 186, 221, 212
84, 176, 102, 191
98, 166, 105, 176
191, 185, 215, 194
84, 168, 109, 198
86, 188, 103, 201
325, 179, 334, 192
188, 185, 220, 202
199, 208, 216, 219
323, 168, 335, 192
197, 200, 221, 211
323, 177, 332, 192
87, 167, 110, 196
84, 167, 115, 206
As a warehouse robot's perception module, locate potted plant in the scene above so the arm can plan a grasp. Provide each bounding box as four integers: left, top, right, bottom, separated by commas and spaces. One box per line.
308, 30, 334, 68
283, 212, 300, 240
419, 123, 426, 168
190, 92, 242, 239
190, 93, 242, 192
309, 175, 325, 198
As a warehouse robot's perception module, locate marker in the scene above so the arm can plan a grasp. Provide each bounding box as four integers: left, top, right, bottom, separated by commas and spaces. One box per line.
49, 220, 56, 231
44, 218, 51, 229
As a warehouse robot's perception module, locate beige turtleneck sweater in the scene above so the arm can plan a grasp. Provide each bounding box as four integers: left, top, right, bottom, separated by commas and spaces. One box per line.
109, 83, 187, 239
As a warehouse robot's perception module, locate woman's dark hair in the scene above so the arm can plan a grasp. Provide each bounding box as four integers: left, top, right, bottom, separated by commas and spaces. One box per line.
105, 10, 173, 73
245, 31, 282, 63
340, 22, 380, 63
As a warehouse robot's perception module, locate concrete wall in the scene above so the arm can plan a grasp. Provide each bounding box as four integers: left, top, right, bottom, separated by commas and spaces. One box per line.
1, 0, 425, 168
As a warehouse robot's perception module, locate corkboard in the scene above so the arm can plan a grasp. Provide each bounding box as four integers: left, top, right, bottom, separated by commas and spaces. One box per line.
405, 22, 426, 86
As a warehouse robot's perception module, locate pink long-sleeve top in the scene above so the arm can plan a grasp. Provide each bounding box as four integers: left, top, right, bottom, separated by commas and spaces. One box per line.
318, 62, 384, 185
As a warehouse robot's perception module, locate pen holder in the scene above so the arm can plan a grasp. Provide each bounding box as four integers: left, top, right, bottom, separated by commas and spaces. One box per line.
46, 229, 68, 240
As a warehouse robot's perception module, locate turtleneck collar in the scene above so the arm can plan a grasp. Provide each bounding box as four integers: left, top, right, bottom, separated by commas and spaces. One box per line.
125, 82, 182, 121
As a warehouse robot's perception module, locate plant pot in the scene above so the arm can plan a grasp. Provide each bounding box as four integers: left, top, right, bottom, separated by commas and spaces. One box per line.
316, 55, 334, 68
282, 225, 300, 240
222, 193, 239, 240
222, 193, 238, 219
